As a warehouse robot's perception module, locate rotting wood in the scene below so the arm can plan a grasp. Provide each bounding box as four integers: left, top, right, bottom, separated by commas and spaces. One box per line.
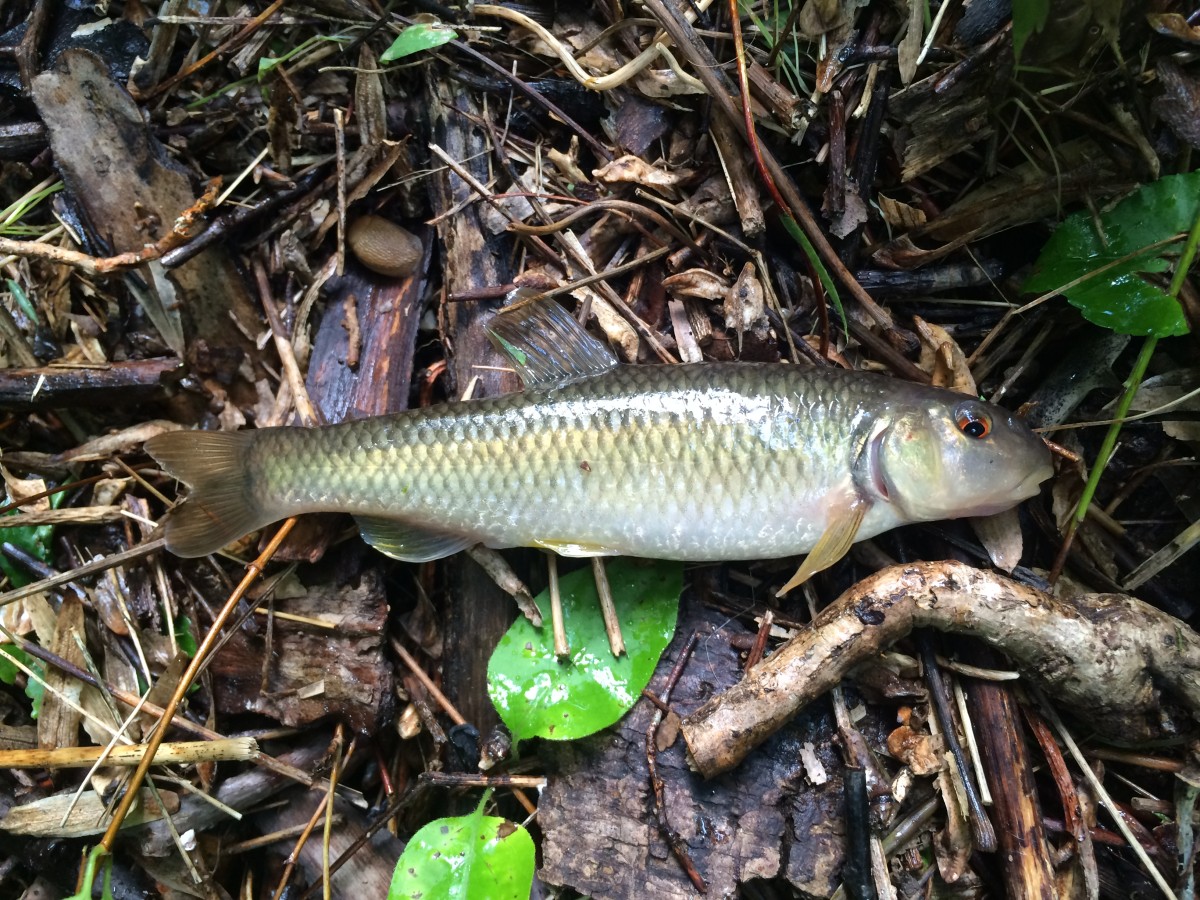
681, 561, 1200, 778
0, 358, 182, 410
426, 70, 522, 732
963, 647, 1056, 900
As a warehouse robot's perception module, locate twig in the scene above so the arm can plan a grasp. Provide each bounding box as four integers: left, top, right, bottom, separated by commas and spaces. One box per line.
547, 553, 569, 660
254, 259, 321, 428
1033, 689, 1176, 900
646, 631, 706, 893
917, 635, 995, 851
591, 558, 625, 657
270, 730, 344, 900
390, 637, 468, 727
98, 519, 298, 850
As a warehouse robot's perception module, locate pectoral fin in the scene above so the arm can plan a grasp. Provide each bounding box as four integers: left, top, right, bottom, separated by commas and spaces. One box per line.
776, 496, 870, 596
355, 516, 474, 562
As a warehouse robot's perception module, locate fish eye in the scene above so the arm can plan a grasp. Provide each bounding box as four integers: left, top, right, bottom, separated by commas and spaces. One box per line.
956, 410, 991, 439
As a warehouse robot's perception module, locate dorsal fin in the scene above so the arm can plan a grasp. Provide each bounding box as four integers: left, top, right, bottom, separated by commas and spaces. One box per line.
486, 291, 618, 390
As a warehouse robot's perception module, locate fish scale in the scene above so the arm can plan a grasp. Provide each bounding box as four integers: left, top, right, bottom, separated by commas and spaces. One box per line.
242, 365, 888, 559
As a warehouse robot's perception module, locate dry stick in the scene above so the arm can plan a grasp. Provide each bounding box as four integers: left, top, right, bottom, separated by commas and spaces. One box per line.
1033, 690, 1176, 900
646, 631, 706, 893
0, 537, 165, 608
142, 0, 286, 100
0, 738, 257, 769
724, 0, 829, 358
98, 518, 298, 851
591, 558, 625, 657
390, 637, 468, 727
254, 259, 321, 428
546, 554, 569, 659
918, 636, 995, 851
641, 0, 924, 376
323, 734, 353, 900
270, 731, 343, 900
6, 629, 326, 790
680, 561, 1200, 777
429, 143, 677, 364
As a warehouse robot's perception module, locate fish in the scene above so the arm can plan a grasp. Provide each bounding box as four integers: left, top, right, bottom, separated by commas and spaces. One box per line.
145, 297, 1053, 592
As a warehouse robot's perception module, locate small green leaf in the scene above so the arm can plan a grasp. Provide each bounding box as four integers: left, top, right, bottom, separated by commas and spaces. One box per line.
1024, 172, 1199, 337
25, 659, 44, 719
487, 558, 681, 742
388, 794, 534, 900
0, 644, 28, 685
0, 481, 63, 588
1012, 0, 1051, 64
174, 616, 198, 658
381, 23, 457, 64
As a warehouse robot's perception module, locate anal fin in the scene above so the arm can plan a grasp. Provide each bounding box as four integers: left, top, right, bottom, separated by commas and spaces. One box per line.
532, 538, 619, 557
776, 495, 870, 597
355, 516, 474, 562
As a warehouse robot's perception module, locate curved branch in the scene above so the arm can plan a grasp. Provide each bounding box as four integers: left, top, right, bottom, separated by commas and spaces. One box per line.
680, 561, 1200, 778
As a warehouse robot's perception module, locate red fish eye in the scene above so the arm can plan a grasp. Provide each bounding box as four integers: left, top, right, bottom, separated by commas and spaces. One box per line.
957, 413, 990, 439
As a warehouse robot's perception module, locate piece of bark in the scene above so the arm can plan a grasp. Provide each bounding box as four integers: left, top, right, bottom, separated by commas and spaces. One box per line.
682, 561, 1200, 777
0, 359, 182, 411
31, 50, 259, 359
207, 568, 393, 734
964, 646, 1056, 900
425, 69, 521, 731
306, 239, 432, 422
539, 602, 846, 899
37, 595, 86, 751
136, 734, 332, 857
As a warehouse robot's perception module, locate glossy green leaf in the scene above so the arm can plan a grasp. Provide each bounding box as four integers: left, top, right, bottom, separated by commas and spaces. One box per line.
174, 616, 198, 658
380, 23, 457, 64
388, 794, 534, 900
488, 558, 681, 742
0, 644, 28, 685
1024, 172, 1199, 337
1012, 0, 1051, 64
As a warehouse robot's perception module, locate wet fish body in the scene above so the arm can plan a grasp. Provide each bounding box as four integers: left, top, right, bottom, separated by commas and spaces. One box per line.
146, 360, 1052, 569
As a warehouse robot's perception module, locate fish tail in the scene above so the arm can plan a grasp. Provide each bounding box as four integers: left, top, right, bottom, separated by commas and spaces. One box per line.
144, 429, 265, 557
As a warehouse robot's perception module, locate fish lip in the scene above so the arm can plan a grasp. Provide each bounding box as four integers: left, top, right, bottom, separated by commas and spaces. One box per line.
1013, 463, 1053, 499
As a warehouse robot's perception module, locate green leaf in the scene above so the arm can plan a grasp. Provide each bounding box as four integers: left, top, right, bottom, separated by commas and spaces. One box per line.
1024, 172, 1199, 337
0, 482, 63, 588
25, 659, 44, 719
1012, 0, 1051, 64
487, 558, 681, 742
0, 644, 29, 685
174, 616, 198, 658
388, 793, 534, 900
380, 23, 457, 64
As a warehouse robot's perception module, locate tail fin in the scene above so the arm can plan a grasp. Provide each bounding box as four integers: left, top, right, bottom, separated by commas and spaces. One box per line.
144, 430, 263, 557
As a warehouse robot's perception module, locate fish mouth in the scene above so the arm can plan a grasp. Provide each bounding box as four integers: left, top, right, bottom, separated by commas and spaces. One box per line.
1013, 462, 1053, 500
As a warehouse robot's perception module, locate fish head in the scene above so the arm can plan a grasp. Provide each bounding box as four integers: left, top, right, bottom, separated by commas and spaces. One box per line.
868, 394, 1053, 522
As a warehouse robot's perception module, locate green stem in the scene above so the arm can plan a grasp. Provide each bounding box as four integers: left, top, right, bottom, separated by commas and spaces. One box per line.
1051, 198, 1200, 581
1068, 333, 1157, 532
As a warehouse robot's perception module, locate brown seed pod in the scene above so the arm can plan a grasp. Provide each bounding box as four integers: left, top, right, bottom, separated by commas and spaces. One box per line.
346, 214, 422, 278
